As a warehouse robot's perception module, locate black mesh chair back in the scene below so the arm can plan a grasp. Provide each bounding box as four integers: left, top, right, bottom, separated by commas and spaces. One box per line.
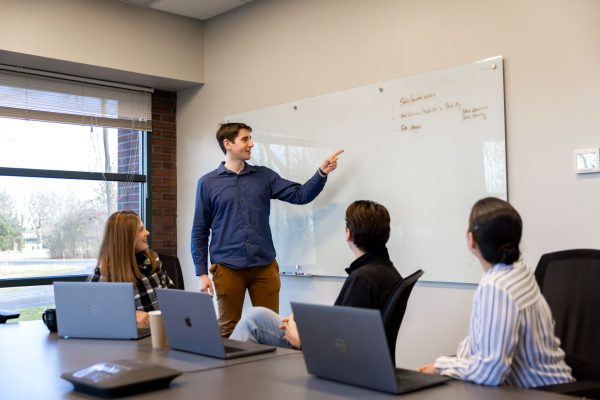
535, 249, 600, 380
158, 253, 185, 290
535, 249, 600, 399
382, 269, 423, 366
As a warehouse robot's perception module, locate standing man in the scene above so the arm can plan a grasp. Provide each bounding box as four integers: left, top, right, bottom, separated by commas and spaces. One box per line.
192, 122, 343, 337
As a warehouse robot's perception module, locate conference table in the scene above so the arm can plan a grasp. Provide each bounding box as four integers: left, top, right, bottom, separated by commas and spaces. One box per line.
0, 321, 576, 399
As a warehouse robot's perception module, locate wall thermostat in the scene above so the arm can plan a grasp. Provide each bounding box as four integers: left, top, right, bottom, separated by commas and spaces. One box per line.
574, 148, 600, 174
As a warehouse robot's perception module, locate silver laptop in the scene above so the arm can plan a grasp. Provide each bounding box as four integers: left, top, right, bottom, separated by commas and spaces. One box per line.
156, 288, 276, 359
291, 302, 449, 394
54, 282, 150, 340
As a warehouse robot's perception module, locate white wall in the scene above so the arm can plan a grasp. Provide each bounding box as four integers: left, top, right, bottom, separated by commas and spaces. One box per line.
0, 0, 204, 85
178, 0, 600, 367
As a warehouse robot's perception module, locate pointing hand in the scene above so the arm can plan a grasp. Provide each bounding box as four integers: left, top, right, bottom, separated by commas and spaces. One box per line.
320, 149, 344, 175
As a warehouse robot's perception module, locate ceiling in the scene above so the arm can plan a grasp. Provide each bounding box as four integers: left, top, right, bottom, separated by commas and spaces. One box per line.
121, 0, 254, 21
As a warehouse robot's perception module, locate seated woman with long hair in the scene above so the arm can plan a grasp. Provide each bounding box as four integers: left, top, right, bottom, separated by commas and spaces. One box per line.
418, 197, 574, 388
90, 211, 174, 327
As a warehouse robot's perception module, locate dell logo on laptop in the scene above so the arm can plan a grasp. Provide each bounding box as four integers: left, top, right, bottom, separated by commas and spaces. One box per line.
334, 338, 347, 353
185, 316, 192, 327
90, 304, 100, 316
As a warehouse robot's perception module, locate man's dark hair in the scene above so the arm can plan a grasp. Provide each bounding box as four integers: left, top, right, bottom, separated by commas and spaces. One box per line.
345, 200, 391, 252
216, 123, 252, 154
468, 197, 522, 265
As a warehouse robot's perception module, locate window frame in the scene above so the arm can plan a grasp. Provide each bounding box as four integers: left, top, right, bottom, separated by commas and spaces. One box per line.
0, 129, 152, 289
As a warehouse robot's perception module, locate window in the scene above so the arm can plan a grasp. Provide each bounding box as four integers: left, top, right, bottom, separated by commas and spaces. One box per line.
0, 67, 153, 321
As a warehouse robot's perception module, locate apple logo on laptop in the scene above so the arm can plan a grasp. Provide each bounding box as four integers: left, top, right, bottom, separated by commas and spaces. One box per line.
90, 304, 100, 316
185, 316, 192, 327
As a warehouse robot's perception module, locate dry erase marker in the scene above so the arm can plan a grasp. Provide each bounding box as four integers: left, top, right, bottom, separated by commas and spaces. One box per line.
280, 271, 312, 276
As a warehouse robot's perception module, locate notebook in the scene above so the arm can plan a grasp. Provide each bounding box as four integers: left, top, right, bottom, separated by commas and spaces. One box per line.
291, 302, 449, 394
54, 281, 150, 339
156, 288, 276, 359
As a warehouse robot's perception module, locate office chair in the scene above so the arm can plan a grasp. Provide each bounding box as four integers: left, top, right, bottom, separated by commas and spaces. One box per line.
0, 310, 20, 324
382, 269, 424, 366
158, 254, 185, 290
534, 249, 600, 399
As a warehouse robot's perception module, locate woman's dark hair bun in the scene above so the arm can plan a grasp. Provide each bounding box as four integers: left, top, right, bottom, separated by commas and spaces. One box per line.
498, 243, 519, 264
469, 198, 522, 265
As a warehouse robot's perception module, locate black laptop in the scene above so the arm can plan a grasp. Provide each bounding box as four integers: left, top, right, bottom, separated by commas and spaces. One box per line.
292, 302, 449, 394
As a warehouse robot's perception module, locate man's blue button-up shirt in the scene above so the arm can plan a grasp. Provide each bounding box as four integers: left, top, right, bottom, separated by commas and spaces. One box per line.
191, 162, 327, 275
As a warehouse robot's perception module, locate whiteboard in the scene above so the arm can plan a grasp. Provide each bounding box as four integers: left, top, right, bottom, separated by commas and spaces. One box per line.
227, 56, 506, 283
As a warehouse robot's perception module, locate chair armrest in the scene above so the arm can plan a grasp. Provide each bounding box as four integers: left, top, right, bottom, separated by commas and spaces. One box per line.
0, 310, 20, 324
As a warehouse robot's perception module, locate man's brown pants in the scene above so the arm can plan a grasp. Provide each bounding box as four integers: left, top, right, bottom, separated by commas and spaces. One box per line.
209, 260, 280, 337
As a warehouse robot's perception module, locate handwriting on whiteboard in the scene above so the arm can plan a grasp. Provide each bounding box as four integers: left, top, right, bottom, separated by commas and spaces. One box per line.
395, 92, 488, 133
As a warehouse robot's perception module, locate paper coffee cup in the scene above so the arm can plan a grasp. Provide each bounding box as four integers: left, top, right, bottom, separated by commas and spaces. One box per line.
148, 310, 168, 349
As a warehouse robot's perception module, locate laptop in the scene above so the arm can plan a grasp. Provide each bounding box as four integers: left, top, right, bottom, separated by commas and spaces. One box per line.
155, 288, 276, 359
54, 282, 150, 340
291, 302, 450, 394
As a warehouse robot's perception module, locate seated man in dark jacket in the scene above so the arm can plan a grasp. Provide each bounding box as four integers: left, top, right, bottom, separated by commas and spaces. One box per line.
230, 200, 403, 348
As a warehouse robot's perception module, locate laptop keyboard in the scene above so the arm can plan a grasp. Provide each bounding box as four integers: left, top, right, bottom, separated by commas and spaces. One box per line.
395, 368, 434, 384
137, 328, 151, 337
224, 345, 245, 353
390, 368, 450, 394
395, 372, 412, 381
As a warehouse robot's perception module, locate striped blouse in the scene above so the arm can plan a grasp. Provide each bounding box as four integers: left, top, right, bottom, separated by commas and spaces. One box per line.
434, 262, 574, 388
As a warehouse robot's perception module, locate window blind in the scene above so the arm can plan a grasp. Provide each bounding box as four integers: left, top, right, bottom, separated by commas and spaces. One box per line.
0, 69, 152, 131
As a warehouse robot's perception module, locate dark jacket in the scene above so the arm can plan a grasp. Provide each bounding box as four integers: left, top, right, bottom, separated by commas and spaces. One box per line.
334, 248, 402, 312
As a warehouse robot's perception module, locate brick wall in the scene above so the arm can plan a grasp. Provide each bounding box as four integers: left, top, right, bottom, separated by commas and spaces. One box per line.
150, 90, 177, 256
